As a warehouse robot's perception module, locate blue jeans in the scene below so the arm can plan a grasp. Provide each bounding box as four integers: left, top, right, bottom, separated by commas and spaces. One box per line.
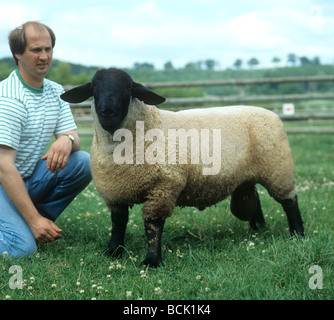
0, 151, 92, 258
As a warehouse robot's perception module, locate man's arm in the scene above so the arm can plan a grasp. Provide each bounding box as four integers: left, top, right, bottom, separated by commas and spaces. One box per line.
0, 145, 62, 242
41, 130, 80, 174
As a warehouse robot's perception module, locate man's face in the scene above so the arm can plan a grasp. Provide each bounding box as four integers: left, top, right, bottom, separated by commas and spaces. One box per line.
15, 25, 53, 85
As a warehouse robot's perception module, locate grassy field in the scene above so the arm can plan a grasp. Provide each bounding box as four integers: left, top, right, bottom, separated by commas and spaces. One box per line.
0, 133, 333, 301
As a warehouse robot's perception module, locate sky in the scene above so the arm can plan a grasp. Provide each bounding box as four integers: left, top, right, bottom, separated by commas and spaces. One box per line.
0, 0, 333, 70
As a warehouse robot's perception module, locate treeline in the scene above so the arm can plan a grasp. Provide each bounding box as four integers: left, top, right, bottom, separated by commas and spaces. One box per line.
232, 53, 322, 69
1, 55, 333, 98
134, 53, 323, 71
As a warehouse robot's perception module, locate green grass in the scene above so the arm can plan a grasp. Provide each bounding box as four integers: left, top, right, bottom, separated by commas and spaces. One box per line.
1, 134, 333, 300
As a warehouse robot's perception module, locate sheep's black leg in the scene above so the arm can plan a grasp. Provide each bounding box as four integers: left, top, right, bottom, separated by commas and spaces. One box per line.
280, 195, 304, 236
141, 218, 165, 268
103, 205, 129, 258
249, 188, 265, 230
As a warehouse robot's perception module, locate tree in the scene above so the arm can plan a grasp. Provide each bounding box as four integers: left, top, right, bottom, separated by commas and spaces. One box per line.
49, 61, 71, 84
204, 59, 218, 70
184, 62, 200, 70
287, 53, 297, 66
299, 56, 311, 66
133, 62, 155, 71
271, 57, 281, 67
164, 61, 174, 71
299, 56, 321, 66
247, 57, 259, 69
233, 59, 242, 69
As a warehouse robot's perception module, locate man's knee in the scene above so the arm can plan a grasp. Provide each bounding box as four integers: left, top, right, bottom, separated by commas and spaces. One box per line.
0, 232, 37, 258
13, 239, 37, 258
69, 151, 92, 183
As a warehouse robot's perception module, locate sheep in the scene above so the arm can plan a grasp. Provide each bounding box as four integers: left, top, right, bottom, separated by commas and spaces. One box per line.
61, 68, 304, 267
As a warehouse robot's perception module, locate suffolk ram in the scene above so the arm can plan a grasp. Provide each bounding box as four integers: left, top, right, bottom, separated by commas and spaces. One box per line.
61, 68, 304, 267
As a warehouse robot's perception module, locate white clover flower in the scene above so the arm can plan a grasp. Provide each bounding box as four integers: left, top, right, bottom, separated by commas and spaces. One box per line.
246, 241, 255, 251
154, 287, 162, 295
176, 249, 183, 258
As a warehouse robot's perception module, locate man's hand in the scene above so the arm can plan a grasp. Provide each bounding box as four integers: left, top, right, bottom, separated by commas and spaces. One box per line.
41, 135, 73, 173
29, 215, 62, 243
42, 131, 80, 174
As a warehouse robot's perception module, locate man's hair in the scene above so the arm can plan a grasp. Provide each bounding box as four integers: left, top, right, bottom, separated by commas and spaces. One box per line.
8, 21, 56, 66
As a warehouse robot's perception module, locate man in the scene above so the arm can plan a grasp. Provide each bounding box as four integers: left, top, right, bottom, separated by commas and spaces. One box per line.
0, 21, 92, 258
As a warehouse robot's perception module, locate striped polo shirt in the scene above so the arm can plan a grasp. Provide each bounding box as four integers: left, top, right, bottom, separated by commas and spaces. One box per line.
0, 69, 77, 179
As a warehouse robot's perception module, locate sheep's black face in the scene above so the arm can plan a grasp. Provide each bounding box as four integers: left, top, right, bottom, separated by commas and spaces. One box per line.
92, 69, 133, 134
60, 67, 166, 134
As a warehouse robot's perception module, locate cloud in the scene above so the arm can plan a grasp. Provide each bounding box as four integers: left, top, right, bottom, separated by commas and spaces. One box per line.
50, 2, 206, 67
226, 11, 289, 49
0, 2, 41, 30
221, 5, 334, 66
0, 1, 42, 57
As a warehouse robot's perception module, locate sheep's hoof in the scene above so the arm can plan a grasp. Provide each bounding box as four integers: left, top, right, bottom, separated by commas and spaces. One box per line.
102, 246, 124, 258
290, 228, 305, 237
140, 255, 163, 269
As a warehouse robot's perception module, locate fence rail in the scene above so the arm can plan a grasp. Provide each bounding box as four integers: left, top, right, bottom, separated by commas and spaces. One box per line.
67, 75, 334, 134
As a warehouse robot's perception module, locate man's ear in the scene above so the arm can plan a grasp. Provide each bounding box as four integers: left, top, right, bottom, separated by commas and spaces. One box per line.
132, 82, 166, 105
15, 53, 21, 63
61, 82, 93, 103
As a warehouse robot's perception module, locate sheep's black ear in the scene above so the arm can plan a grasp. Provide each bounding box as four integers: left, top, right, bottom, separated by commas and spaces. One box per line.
61, 83, 93, 103
132, 82, 166, 105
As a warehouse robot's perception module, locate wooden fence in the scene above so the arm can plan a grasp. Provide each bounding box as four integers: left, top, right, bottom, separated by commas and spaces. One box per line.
67, 75, 334, 135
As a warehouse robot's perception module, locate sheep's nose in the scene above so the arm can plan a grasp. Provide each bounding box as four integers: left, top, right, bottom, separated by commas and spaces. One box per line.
100, 112, 114, 118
